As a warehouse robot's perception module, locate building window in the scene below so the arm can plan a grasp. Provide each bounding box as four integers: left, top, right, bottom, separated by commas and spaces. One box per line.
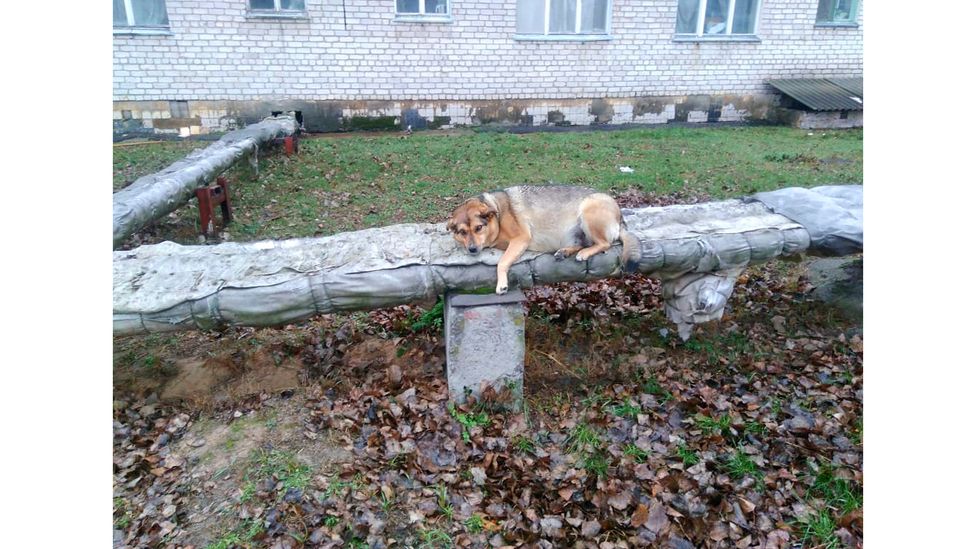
515, 0, 611, 38
113, 0, 169, 29
395, 0, 451, 21
674, 0, 760, 38
248, 0, 307, 15
816, 0, 858, 25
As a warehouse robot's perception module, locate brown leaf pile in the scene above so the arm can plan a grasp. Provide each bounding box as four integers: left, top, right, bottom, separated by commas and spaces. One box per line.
113, 260, 862, 548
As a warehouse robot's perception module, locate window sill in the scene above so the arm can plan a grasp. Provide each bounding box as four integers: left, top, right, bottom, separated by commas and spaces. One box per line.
513, 34, 613, 42
113, 27, 173, 36
814, 22, 859, 28
672, 34, 760, 43
246, 11, 310, 20
393, 14, 453, 23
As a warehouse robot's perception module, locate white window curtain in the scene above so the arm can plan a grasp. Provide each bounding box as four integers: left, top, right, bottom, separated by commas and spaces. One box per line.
397, 0, 448, 15
675, 0, 759, 36
114, 0, 169, 27
516, 0, 546, 34
817, 0, 857, 23
250, 0, 306, 11
516, 0, 609, 35
675, 0, 699, 34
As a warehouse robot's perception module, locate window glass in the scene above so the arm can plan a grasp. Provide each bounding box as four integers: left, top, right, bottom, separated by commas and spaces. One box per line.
581, 0, 608, 34
818, 0, 857, 22
250, 0, 275, 9
113, 0, 129, 25
397, 0, 420, 13
424, 0, 448, 14
549, 0, 577, 34
132, 0, 169, 26
703, 0, 728, 34
732, 0, 758, 33
280, 0, 306, 10
516, 0, 546, 34
675, 0, 700, 34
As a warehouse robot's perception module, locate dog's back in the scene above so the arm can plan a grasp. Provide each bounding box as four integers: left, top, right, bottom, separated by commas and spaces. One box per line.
500, 185, 607, 250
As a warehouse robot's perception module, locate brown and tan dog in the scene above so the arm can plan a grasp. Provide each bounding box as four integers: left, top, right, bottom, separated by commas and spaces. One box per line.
447, 185, 640, 294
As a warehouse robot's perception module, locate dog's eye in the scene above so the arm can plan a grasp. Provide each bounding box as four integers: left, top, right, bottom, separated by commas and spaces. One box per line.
475, 225, 484, 233
458, 229, 467, 236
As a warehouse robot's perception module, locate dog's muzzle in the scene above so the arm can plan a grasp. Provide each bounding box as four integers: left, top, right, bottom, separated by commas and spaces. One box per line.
467, 246, 479, 254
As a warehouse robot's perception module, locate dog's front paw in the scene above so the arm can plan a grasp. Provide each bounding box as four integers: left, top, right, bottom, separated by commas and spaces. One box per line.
575, 252, 589, 262
554, 250, 567, 260
495, 283, 508, 295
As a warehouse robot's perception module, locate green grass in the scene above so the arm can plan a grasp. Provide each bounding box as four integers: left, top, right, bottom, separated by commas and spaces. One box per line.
464, 515, 485, 534
723, 449, 765, 486
565, 423, 603, 455
434, 484, 454, 520
695, 413, 733, 437
675, 444, 700, 466
744, 420, 768, 438
684, 331, 752, 366
640, 377, 674, 402
113, 497, 132, 529
320, 473, 366, 499
411, 297, 444, 332
246, 448, 311, 497
796, 509, 841, 549
113, 140, 199, 192
807, 462, 862, 515
624, 444, 649, 463
583, 452, 610, 478
448, 403, 491, 443
611, 401, 641, 420
113, 126, 862, 245
206, 518, 264, 549
417, 527, 453, 549
513, 435, 536, 453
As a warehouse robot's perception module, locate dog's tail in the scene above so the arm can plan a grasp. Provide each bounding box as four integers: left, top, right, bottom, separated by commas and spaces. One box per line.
619, 226, 641, 274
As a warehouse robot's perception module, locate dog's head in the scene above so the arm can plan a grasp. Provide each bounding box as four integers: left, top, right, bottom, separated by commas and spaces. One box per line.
447, 198, 498, 254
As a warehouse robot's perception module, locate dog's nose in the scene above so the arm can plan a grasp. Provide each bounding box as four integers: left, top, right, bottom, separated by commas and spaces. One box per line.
468, 246, 478, 253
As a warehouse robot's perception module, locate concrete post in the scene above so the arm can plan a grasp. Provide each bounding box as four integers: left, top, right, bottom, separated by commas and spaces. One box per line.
444, 290, 526, 408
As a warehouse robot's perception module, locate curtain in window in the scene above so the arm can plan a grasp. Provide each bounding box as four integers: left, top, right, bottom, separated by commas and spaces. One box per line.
516, 0, 545, 33
703, 0, 728, 34
397, 0, 420, 13
132, 0, 170, 26
549, 0, 577, 34
675, 0, 699, 34
113, 0, 128, 25
832, 0, 853, 21
732, 0, 758, 33
580, 0, 608, 33
425, 0, 448, 14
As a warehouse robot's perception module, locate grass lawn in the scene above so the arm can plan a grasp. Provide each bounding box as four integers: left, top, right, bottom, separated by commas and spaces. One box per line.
113, 126, 862, 245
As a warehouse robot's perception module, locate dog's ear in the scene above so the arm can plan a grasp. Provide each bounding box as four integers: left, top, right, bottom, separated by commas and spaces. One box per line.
479, 202, 498, 221
446, 218, 457, 232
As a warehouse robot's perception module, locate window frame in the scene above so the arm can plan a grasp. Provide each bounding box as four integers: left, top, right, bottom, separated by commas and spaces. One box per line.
513, 0, 613, 42
393, 0, 453, 23
113, 0, 172, 35
814, 0, 859, 28
672, 0, 762, 42
247, 0, 309, 19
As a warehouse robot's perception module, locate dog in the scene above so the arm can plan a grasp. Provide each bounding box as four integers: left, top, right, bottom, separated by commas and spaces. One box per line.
447, 185, 641, 295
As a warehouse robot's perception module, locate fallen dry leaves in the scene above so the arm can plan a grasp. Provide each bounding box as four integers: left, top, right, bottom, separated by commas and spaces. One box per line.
114, 258, 862, 548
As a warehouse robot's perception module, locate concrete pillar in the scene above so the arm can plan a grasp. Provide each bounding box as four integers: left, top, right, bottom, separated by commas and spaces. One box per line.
444, 290, 526, 408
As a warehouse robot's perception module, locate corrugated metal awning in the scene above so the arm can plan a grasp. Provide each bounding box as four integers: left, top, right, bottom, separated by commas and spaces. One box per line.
767, 77, 863, 111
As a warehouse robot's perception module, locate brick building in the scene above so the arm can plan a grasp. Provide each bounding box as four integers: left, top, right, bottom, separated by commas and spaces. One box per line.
112, 0, 863, 136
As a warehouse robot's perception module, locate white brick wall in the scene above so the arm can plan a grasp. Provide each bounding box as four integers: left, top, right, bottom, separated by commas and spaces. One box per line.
113, 0, 862, 102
